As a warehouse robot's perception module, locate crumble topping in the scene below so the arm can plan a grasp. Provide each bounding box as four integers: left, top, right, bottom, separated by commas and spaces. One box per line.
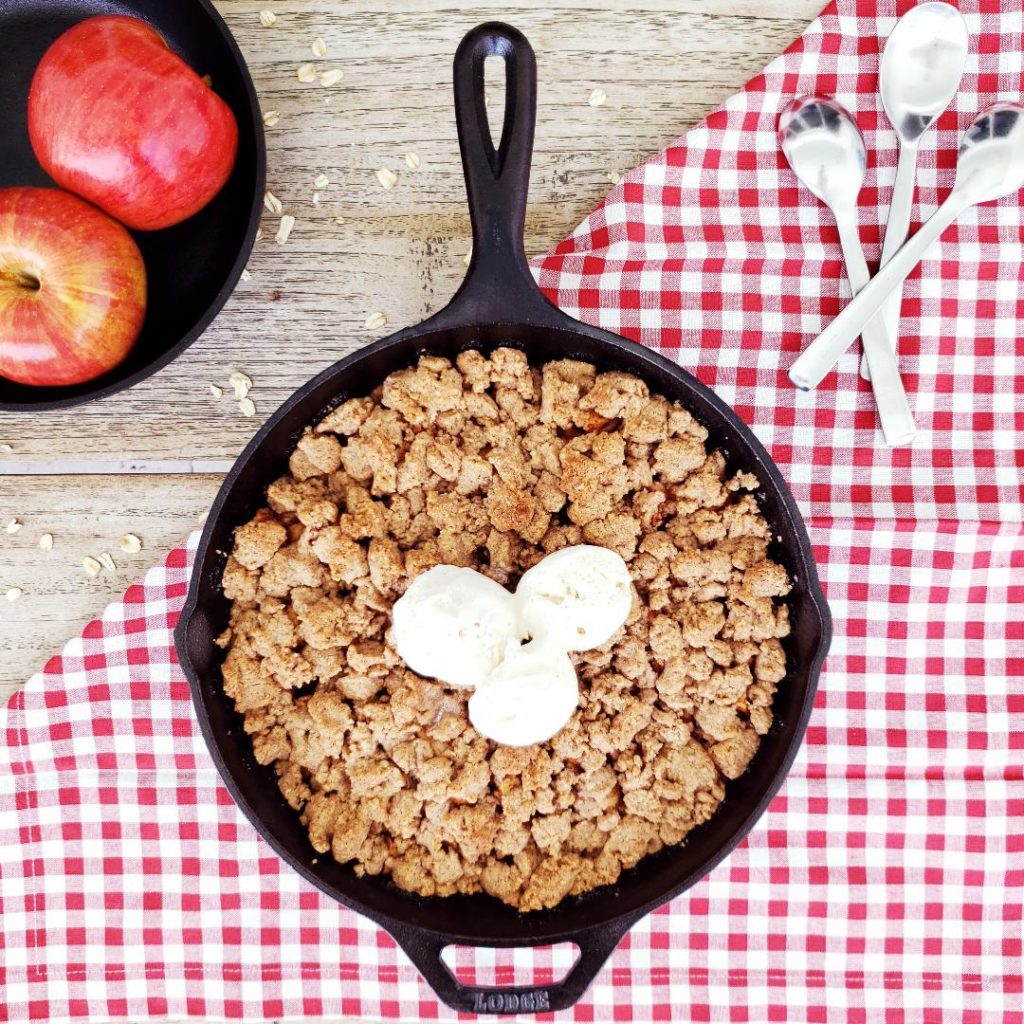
218, 350, 791, 911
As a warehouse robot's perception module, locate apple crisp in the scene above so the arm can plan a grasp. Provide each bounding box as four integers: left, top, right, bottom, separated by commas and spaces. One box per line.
217, 349, 791, 911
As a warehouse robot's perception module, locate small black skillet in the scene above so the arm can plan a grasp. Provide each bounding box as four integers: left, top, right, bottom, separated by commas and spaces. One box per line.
175, 23, 831, 1014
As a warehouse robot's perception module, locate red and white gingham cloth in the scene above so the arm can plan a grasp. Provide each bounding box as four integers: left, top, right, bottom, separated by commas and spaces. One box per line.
3, 1, 1023, 1020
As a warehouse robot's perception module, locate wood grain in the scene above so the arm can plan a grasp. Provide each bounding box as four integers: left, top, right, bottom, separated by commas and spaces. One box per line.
0, 4, 822, 1018
0, 0, 823, 472
0, 474, 222, 700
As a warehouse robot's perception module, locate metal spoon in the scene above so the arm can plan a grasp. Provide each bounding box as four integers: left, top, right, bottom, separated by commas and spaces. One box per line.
791, 102, 1024, 392
861, 1, 968, 381
779, 96, 916, 446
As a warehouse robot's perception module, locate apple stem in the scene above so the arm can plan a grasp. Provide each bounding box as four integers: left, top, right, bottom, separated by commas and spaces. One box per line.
0, 268, 41, 291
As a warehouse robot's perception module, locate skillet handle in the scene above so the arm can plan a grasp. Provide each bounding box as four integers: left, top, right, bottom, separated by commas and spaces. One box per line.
387, 919, 633, 1015
426, 21, 572, 333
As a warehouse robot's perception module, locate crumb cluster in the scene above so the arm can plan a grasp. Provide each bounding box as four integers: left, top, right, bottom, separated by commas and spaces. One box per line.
218, 350, 791, 911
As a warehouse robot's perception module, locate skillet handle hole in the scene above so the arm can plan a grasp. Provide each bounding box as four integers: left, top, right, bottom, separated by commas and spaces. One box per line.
440, 941, 580, 989
482, 53, 509, 157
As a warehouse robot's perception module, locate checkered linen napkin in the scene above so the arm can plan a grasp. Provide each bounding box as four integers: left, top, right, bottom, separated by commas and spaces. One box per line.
3, 1, 1023, 1020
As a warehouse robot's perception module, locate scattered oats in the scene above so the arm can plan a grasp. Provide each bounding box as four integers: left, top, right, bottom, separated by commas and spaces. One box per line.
608, 171, 621, 185
120, 533, 142, 554
264, 190, 283, 215
209, 383, 224, 398
242, 269, 255, 282
5, 518, 22, 534
312, 192, 321, 205
297, 63, 318, 83
259, 9, 276, 27
0, 443, 12, 453
462, 247, 473, 266
262, 109, 281, 127
376, 166, 398, 190
311, 36, 327, 58
275, 214, 296, 245
229, 371, 252, 399
319, 68, 344, 87
255, 226, 264, 242
83, 556, 102, 577
365, 311, 387, 331
98, 552, 116, 573
239, 397, 257, 417
334, 216, 346, 225
200, 73, 213, 88
5, 587, 22, 602
314, 172, 329, 189
404, 152, 421, 170
38, 533, 53, 551
588, 88, 607, 107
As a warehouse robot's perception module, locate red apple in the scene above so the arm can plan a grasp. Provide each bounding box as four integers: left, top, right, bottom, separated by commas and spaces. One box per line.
28, 15, 239, 231
0, 188, 146, 387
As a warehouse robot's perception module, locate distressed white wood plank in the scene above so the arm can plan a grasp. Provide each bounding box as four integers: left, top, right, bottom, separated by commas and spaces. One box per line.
0, 0, 823, 467
0, 474, 222, 699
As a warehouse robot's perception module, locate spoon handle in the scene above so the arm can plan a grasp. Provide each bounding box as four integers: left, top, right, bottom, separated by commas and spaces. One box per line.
861, 142, 918, 381
790, 192, 967, 392
835, 214, 917, 446
834, 214, 871, 294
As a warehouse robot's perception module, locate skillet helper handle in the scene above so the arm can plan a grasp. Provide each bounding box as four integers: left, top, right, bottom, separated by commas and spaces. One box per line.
388, 920, 632, 1015
433, 22, 568, 330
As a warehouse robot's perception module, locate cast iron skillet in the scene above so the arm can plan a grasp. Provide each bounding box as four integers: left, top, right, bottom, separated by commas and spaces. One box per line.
0, 0, 265, 410
176, 23, 831, 1015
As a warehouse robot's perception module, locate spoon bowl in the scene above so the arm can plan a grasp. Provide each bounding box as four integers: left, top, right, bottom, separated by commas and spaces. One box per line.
881, 1, 969, 145
779, 96, 866, 211
954, 102, 1024, 206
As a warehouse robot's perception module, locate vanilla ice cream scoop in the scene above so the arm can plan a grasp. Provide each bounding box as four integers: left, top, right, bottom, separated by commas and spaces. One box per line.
468, 640, 580, 747
515, 544, 633, 651
390, 565, 520, 688
392, 545, 634, 746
